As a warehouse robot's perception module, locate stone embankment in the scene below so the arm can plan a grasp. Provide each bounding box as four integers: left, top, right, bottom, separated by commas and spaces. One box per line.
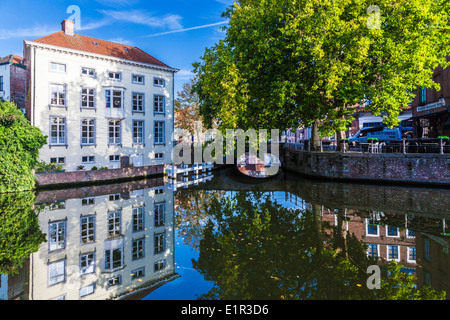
281, 149, 450, 186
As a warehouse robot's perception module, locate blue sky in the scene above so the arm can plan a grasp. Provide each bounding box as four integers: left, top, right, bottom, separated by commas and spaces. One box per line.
0, 0, 233, 93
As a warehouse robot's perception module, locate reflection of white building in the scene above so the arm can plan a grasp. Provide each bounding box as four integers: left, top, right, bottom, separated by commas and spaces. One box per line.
30, 184, 175, 300
24, 20, 178, 172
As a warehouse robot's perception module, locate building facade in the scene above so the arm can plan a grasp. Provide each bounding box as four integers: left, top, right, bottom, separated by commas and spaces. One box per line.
411, 58, 450, 138
0, 54, 28, 112
24, 20, 178, 172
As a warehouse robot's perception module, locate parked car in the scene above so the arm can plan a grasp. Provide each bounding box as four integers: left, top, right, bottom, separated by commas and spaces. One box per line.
348, 127, 403, 144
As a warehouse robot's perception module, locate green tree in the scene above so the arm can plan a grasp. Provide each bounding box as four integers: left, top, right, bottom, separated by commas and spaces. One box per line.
0, 191, 46, 275
175, 78, 202, 134
0, 100, 46, 192
193, 0, 450, 150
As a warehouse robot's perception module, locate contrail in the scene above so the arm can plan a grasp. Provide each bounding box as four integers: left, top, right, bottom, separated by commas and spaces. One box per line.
145, 21, 228, 37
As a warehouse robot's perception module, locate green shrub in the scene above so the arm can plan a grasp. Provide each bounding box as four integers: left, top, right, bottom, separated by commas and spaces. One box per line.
0, 100, 46, 192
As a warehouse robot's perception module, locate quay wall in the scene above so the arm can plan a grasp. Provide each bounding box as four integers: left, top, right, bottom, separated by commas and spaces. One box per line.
281, 149, 450, 186
35, 164, 166, 189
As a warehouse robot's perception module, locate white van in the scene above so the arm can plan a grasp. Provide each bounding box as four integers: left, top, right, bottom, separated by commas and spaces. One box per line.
349, 127, 402, 144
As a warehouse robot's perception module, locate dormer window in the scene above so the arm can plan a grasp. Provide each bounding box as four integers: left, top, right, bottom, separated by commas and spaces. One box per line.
92, 41, 99, 46
124, 48, 130, 53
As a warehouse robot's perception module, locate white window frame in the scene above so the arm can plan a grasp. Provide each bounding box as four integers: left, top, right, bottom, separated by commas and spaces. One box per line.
131, 267, 145, 280
81, 118, 96, 146
108, 210, 122, 237
49, 220, 66, 251
153, 95, 165, 114
407, 246, 416, 263
132, 92, 145, 113
105, 89, 124, 109
49, 117, 66, 146
81, 88, 96, 109
154, 232, 165, 254
80, 252, 95, 275
386, 225, 400, 238
154, 259, 167, 271
81, 197, 95, 206
104, 247, 123, 271
132, 206, 145, 232
153, 77, 165, 87
50, 84, 67, 107
367, 243, 379, 258
108, 120, 122, 145
133, 120, 144, 145
132, 238, 145, 260
154, 202, 165, 227
50, 62, 66, 73
154, 153, 164, 160
132, 74, 145, 85
81, 156, 95, 164
154, 121, 165, 145
387, 245, 400, 262
80, 283, 95, 298
109, 155, 121, 162
50, 157, 66, 164
81, 67, 96, 77
80, 215, 96, 244
365, 219, 379, 237
107, 71, 122, 81
48, 259, 66, 286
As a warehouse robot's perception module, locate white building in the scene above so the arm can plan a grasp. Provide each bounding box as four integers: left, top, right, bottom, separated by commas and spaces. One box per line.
24, 20, 178, 172
29, 183, 176, 300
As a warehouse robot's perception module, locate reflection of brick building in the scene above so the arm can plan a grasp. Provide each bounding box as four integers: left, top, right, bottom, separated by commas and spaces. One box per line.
321, 209, 416, 271
415, 233, 449, 298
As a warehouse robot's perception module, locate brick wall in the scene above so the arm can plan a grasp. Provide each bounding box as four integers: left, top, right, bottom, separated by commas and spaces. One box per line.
282, 150, 450, 186
9, 64, 27, 110
35, 164, 166, 189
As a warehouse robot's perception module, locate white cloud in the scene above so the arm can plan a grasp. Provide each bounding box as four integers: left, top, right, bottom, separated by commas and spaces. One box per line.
94, 0, 140, 7
176, 69, 196, 80
0, 25, 59, 40
106, 37, 134, 46
99, 9, 183, 30
145, 21, 229, 37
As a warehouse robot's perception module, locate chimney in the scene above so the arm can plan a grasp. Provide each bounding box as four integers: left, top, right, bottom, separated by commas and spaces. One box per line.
61, 20, 75, 36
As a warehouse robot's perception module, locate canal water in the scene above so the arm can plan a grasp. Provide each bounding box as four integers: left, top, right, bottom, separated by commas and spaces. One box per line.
0, 167, 448, 300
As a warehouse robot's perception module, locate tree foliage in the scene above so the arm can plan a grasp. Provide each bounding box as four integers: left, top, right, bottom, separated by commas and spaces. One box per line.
175, 77, 211, 135
193, 0, 450, 137
0, 191, 46, 275
0, 100, 46, 192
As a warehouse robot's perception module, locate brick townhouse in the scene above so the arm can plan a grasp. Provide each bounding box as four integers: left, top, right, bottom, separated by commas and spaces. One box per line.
411, 57, 450, 138
0, 54, 28, 112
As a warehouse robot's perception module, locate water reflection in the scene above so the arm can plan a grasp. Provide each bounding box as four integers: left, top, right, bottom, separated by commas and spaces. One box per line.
31, 179, 177, 300
0, 168, 448, 300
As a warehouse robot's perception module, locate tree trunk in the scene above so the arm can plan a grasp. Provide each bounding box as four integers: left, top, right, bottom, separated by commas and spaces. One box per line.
311, 120, 321, 151
336, 130, 347, 152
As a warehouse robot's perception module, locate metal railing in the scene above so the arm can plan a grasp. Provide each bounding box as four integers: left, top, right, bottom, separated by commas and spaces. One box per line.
285, 138, 450, 155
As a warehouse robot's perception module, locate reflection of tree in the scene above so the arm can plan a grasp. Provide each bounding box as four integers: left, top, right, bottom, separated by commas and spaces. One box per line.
192, 191, 445, 300
0, 192, 46, 275
175, 189, 225, 249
